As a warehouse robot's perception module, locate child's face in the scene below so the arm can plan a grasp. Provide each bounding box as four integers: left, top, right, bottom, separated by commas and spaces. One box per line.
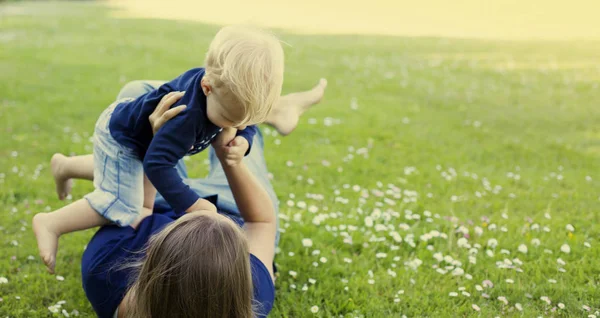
206, 94, 247, 130
202, 78, 249, 130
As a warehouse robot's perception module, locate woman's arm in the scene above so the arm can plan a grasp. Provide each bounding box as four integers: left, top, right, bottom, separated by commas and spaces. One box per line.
223, 164, 277, 277
213, 129, 277, 277
222, 164, 276, 224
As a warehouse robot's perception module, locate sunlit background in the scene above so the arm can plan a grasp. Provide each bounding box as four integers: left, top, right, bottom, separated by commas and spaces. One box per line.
107, 0, 600, 39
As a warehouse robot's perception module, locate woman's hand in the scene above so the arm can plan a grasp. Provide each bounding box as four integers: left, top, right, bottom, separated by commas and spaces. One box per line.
211, 128, 247, 167
149, 91, 187, 135
211, 127, 236, 159
221, 136, 249, 167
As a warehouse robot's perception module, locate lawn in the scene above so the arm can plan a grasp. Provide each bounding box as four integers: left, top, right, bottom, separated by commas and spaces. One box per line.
1, 1, 600, 317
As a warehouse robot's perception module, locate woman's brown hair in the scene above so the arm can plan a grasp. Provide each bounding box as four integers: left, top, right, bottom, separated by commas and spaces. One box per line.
125, 212, 253, 318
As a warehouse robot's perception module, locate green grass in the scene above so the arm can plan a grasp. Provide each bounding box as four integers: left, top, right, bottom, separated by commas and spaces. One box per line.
2, 1, 600, 317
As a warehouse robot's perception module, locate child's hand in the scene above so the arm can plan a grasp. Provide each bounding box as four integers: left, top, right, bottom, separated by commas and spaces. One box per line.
212, 128, 249, 166
222, 136, 249, 167
185, 198, 217, 213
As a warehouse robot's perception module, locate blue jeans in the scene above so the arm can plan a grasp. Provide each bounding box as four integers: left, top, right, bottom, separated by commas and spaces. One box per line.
115, 81, 280, 245
84, 101, 145, 226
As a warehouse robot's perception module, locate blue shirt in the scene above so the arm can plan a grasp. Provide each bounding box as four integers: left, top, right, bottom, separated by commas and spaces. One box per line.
81, 206, 275, 318
109, 68, 257, 212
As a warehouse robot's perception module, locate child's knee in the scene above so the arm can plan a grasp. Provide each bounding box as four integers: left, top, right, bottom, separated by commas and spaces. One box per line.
116, 81, 149, 100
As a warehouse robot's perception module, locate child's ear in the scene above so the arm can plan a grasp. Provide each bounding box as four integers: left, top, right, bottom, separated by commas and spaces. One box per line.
200, 77, 212, 95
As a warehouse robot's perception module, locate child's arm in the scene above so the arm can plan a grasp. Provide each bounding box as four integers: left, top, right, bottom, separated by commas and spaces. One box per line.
145, 93, 216, 213
143, 106, 203, 213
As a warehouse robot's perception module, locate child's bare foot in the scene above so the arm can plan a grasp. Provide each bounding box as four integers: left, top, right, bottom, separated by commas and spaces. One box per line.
32, 213, 59, 274
268, 78, 327, 136
51, 153, 73, 200
297, 78, 327, 112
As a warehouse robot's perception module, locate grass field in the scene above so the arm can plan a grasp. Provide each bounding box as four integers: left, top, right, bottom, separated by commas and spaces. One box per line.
2, 2, 600, 317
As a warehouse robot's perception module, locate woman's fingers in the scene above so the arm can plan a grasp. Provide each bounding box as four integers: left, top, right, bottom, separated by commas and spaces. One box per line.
156, 91, 185, 115
150, 92, 186, 134
162, 105, 186, 121
155, 92, 177, 114
153, 105, 186, 131
165, 91, 185, 110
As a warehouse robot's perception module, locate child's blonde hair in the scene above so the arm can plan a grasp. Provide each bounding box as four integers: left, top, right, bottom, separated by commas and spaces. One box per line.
204, 25, 284, 126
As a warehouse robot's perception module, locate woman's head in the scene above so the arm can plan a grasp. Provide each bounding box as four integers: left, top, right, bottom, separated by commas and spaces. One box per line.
127, 211, 253, 318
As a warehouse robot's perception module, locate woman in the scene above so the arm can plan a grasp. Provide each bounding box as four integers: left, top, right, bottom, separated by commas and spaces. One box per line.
49, 79, 327, 317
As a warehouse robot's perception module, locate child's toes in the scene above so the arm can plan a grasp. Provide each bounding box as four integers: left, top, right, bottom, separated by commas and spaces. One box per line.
42, 255, 56, 274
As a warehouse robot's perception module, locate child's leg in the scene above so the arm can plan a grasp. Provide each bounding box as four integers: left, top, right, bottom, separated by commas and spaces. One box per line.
50, 80, 166, 200
143, 174, 156, 210
129, 174, 156, 229
32, 199, 109, 273
36, 105, 145, 273
51, 154, 94, 200
51, 155, 153, 217
265, 78, 327, 136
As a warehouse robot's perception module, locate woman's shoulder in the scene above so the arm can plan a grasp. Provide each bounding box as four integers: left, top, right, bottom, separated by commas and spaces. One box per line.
81, 214, 176, 318
249, 253, 275, 317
